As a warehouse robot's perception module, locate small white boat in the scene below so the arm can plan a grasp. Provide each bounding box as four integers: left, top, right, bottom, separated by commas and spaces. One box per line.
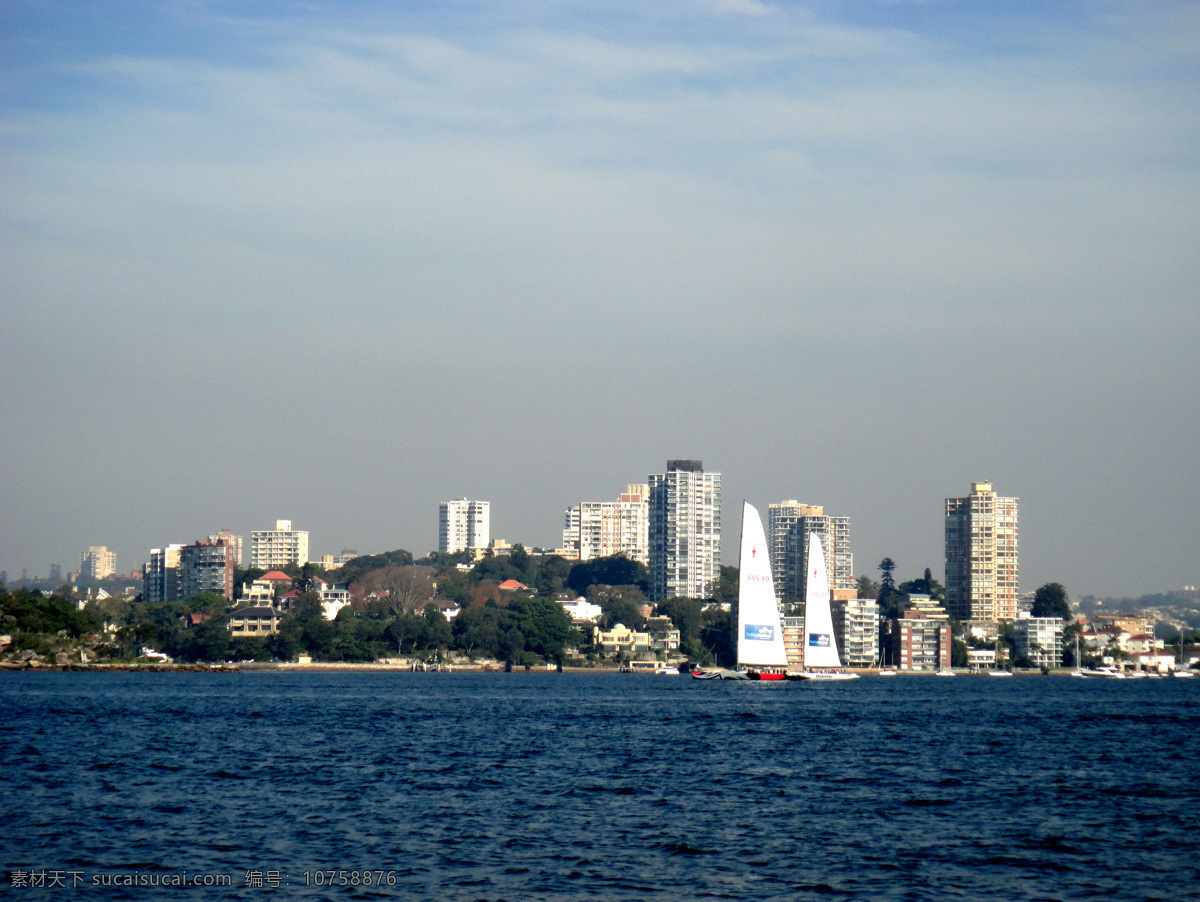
934, 669, 956, 677
877, 669, 898, 677
1173, 670, 1195, 678
987, 670, 1014, 677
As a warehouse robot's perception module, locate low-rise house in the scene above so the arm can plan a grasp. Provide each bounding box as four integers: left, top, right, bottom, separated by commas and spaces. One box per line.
595, 623, 652, 657
558, 596, 602, 623
967, 648, 997, 671
229, 606, 280, 638
314, 578, 352, 621
178, 613, 212, 630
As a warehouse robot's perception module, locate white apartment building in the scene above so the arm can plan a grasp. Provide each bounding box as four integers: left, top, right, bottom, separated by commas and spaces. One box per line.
562, 484, 649, 563
945, 482, 1019, 622
79, 546, 116, 580
776, 507, 854, 601
250, 519, 310, 570
439, 499, 490, 555
648, 460, 721, 601
833, 596, 879, 667
1012, 615, 1064, 669
143, 545, 183, 603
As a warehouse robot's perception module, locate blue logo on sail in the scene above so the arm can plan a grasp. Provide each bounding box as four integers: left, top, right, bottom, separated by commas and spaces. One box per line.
808, 633, 831, 648
744, 625, 775, 642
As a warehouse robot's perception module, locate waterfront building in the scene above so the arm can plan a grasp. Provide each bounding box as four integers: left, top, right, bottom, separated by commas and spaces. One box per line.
945, 482, 1019, 622
1012, 615, 1064, 669
250, 519, 309, 570
880, 609, 952, 671
647, 460, 721, 601
79, 546, 116, 581
178, 538, 235, 601
562, 484, 649, 563
833, 596, 879, 667
439, 499, 490, 556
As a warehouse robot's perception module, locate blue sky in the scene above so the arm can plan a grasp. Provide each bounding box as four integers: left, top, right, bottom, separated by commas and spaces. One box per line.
2, 0, 1198, 597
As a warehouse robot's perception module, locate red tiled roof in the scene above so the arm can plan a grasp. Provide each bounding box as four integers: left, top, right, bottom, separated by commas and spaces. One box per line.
498, 579, 528, 590
262, 571, 292, 582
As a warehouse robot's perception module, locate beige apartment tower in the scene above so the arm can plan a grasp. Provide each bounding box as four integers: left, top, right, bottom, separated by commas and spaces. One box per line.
945, 482, 1019, 622
250, 519, 310, 570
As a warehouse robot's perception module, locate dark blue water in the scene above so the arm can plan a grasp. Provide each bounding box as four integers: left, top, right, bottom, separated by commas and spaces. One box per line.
2, 672, 1198, 900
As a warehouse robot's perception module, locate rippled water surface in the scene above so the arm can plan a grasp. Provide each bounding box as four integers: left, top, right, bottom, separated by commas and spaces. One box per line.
2, 671, 1198, 900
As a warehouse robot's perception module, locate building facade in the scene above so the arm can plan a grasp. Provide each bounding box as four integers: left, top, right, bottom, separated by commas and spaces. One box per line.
143, 545, 183, 603
79, 546, 116, 581
647, 460, 721, 601
1012, 616, 1064, 669
880, 609, 952, 671
208, 529, 243, 568
179, 538, 235, 601
776, 508, 854, 601
945, 482, 1019, 622
438, 500, 490, 555
833, 596, 879, 667
562, 484, 649, 563
250, 519, 310, 570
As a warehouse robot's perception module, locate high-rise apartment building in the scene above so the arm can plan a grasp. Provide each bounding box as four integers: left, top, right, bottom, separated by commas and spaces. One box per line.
945, 482, 1019, 622
250, 519, 310, 570
647, 460, 721, 601
79, 546, 116, 581
179, 538, 236, 601
143, 538, 236, 602
562, 484, 649, 563
439, 500, 490, 555
143, 545, 183, 603
773, 505, 853, 601
209, 529, 243, 568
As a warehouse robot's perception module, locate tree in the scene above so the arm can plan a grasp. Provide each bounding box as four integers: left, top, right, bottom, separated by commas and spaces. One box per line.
506, 596, 573, 661
707, 565, 739, 608
359, 566, 437, 617
1031, 583, 1071, 620
589, 585, 647, 630
856, 575, 879, 600
878, 558, 897, 592
657, 597, 703, 650
566, 555, 647, 596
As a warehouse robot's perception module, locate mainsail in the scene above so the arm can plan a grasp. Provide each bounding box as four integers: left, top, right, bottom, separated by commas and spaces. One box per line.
803, 531, 842, 669
736, 502, 789, 670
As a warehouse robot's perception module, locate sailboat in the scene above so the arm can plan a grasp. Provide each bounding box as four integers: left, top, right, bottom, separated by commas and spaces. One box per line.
798, 531, 858, 681
692, 502, 790, 680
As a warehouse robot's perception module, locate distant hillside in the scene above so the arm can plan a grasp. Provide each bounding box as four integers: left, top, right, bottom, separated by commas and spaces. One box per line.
1077, 589, 1200, 635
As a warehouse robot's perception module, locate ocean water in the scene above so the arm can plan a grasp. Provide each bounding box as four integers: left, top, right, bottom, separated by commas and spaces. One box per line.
2, 671, 1198, 901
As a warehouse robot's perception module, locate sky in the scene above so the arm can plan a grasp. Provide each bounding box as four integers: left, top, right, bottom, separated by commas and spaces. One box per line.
2, 0, 1198, 599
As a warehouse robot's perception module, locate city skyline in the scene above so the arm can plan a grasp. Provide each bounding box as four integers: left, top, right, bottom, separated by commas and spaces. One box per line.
2, 2, 1198, 599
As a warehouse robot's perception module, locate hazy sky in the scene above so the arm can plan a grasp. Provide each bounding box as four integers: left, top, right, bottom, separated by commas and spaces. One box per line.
2, 1, 1198, 598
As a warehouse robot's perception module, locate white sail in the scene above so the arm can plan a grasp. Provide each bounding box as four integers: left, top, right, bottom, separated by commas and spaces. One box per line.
803, 531, 842, 669
736, 502, 789, 670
